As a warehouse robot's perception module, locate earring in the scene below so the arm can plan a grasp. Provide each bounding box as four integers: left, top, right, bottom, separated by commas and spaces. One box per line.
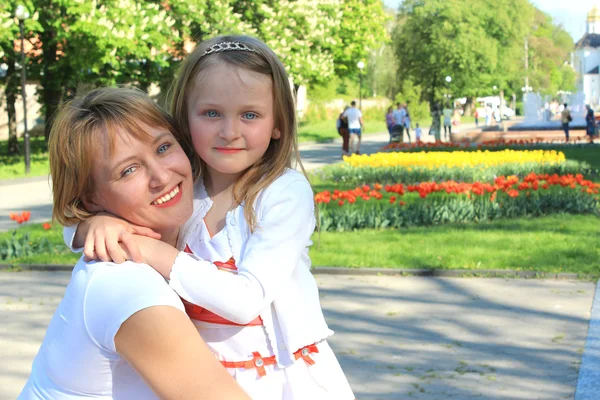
272, 129, 281, 139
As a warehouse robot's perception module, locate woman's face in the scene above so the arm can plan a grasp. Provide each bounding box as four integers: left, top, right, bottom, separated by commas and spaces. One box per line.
83, 123, 194, 235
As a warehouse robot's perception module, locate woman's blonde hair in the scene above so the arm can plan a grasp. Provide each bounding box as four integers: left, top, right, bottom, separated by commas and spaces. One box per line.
49, 87, 177, 226
168, 35, 305, 231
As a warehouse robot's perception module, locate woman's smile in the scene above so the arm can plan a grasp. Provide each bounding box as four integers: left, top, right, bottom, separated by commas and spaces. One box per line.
151, 183, 183, 207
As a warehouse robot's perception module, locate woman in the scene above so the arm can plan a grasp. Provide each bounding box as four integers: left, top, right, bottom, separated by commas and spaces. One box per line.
385, 106, 394, 143
586, 104, 596, 144
18, 87, 249, 400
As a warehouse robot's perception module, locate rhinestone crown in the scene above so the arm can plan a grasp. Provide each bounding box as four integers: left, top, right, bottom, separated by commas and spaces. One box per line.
201, 42, 257, 57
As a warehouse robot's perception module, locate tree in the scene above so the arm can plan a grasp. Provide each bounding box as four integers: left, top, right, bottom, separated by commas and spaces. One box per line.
393, 0, 574, 107
526, 9, 576, 96
333, 0, 389, 80
394, 0, 507, 104
0, 0, 40, 154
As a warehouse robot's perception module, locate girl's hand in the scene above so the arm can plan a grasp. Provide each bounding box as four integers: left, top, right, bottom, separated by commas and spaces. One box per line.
77, 213, 161, 264
130, 235, 179, 278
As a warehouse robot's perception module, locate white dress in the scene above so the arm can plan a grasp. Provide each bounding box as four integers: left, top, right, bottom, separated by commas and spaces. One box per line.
184, 217, 355, 400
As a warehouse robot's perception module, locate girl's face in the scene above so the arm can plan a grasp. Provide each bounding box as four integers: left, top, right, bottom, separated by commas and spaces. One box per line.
84, 123, 194, 235
187, 63, 279, 182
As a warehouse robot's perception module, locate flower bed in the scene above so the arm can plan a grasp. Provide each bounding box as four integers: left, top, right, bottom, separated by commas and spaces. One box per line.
322, 159, 587, 186
315, 174, 600, 231
344, 149, 565, 168
381, 138, 595, 152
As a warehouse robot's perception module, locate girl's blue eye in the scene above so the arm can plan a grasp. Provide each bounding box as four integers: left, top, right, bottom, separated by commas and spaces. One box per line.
158, 143, 171, 154
121, 166, 137, 177
244, 112, 257, 120
205, 110, 219, 118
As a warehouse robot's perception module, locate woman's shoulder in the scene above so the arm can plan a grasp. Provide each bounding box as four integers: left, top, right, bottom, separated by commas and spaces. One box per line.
83, 259, 180, 303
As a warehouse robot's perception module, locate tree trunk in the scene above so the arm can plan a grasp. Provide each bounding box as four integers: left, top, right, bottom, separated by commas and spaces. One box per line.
5, 49, 20, 155
464, 97, 474, 116
39, 8, 61, 142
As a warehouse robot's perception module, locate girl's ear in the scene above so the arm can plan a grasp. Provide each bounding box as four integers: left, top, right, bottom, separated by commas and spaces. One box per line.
81, 192, 104, 213
271, 129, 281, 139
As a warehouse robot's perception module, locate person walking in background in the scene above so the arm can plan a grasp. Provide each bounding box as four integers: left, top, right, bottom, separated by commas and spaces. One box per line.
561, 103, 572, 142
474, 108, 479, 127
415, 123, 422, 142
337, 106, 350, 157
430, 103, 442, 142
343, 100, 364, 154
403, 102, 412, 143
442, 103, 452, 140
391, 102, 406, 143
452, 108, 461, 135
485, 104, 492, 126
585, 104, 596, 144
493, 106, 501, 124
385, 106, 394, 143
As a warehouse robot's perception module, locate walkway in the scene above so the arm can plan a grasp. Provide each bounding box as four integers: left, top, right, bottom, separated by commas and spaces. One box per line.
0, 271, 594, 399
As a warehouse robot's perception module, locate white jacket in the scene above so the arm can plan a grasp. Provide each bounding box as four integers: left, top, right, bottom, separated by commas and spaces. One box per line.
171, 169, 333, 366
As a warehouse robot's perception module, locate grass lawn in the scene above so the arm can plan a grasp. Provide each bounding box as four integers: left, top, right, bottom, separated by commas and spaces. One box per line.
298, 119, 387, 143
560, 146, 600, 171
0, 136, 49, 180
310, 214, 600, 275
3, 214, 599, 276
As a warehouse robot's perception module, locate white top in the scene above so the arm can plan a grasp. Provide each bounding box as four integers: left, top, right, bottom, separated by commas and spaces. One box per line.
392, 108, 406, 126
189, 220, 273, 362
343, 107, 362, 130
171, 169, 333, 366
415, 127, 422, 137
18, 258, 185, 400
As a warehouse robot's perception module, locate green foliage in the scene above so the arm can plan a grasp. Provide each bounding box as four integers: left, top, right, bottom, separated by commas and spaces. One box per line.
318, 188, 600, 231
333, 0, 390, 79
321, 160, 591, 186
0, 230, 67, 260
393, 0, 574, 102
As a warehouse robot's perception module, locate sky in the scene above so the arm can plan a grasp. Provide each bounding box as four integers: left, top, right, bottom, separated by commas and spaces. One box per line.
382, 0, 598, 42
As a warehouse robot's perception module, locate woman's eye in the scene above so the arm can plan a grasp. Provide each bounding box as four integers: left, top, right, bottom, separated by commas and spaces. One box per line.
205, 110, 219, 118
243, 112, 257, 120
158, 143, 171, 154
121, 166, 138, 177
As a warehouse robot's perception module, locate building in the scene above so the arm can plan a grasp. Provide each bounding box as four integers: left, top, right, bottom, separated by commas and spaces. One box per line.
574, 5, 600, 106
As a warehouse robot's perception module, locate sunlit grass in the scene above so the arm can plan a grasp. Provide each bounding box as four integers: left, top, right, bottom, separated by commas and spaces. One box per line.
310, 214, 600, 274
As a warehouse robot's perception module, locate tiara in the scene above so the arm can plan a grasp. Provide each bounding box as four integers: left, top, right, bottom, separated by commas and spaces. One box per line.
200, 42, 257, 57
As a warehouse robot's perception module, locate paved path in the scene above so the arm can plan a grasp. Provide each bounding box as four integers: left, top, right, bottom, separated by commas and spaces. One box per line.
1, 271, 594, 400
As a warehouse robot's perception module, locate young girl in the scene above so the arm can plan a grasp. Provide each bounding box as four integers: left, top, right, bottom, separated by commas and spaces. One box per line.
67, 36, 354, 399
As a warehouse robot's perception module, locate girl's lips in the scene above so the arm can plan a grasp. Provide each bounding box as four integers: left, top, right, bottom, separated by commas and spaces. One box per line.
215, 148, 243, 154
153, 184, 183, 208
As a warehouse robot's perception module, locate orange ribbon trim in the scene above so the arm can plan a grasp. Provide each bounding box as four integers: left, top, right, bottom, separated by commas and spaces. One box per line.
221, 351, 277, 377
182, 244, 263, 326
293, 344, 320, 366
